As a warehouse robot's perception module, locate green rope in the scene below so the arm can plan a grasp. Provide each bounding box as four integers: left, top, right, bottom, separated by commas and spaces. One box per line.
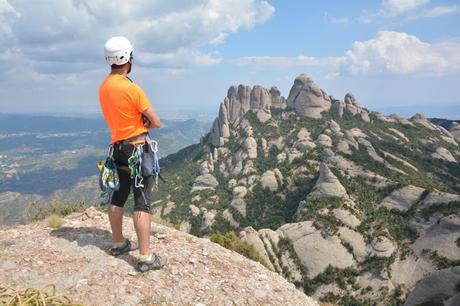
0, 283, 84, 306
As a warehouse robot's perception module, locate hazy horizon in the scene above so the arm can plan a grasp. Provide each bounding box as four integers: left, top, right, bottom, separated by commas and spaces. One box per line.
2, 101, 460, 121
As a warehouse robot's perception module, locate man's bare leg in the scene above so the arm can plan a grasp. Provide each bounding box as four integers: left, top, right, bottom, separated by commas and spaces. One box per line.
108, 204, 124, 243
133, 211, 151, 256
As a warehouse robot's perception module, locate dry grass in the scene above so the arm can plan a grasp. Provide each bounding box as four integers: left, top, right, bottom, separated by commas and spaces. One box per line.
47, 214, 63, 229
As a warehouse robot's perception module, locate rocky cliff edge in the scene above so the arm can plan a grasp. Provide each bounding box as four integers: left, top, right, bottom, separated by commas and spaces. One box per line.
0, 207, 317, 306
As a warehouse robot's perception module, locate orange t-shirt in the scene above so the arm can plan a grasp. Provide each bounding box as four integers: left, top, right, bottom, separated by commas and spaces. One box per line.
99, 74, 151, 143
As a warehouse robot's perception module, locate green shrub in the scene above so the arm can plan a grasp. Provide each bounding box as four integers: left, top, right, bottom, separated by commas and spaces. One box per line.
47, 214, 63, 229
28, 200, 88, 222
302, 265, 359, 295
430, 250, 460, 269
420, 201, 460, 221
361, 255, 395, 273
210, 231, 270, 269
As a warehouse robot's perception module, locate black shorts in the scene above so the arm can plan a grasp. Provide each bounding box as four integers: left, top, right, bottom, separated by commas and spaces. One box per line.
110, 142, 153, 213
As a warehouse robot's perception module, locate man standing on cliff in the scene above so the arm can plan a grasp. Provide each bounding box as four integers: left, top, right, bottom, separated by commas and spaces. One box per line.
99, 36, 166, 272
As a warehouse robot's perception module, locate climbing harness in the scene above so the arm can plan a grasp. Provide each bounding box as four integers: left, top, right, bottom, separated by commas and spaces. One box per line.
97, 134, 161, 205
96, 145, 120, 205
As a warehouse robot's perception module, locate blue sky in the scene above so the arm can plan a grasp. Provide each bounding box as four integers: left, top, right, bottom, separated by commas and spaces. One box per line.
0, 0, 459, 118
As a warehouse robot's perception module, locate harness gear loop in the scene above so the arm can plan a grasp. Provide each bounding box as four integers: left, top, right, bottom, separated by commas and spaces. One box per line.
107, 144, 114, 159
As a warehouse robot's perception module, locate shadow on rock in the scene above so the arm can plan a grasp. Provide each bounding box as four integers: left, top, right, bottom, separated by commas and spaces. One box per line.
50, 226, 139, 268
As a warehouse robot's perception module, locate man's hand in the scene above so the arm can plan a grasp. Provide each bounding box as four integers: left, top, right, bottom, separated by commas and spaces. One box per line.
142, 107, 161, 129
142, 115, 151, 127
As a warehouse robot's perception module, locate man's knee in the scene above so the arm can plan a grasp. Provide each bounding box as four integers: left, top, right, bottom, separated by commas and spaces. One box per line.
133, 205, 150, 214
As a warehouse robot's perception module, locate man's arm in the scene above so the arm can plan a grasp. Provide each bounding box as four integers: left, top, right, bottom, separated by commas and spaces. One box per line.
142, 107, 161, 129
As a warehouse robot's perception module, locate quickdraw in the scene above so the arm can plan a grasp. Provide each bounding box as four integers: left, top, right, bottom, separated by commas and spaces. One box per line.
128, 145, 144, 188
146, 137, 161, 186
96, 145, 120, 205
128, 136, 161, 188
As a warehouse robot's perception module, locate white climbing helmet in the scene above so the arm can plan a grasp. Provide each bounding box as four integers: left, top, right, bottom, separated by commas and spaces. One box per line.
104, 36, 133, 66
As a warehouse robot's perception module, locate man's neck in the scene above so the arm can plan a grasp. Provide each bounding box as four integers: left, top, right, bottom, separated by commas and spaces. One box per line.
110, 69, 128, 76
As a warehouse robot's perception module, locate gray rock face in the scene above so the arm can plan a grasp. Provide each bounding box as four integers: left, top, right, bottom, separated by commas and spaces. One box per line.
421, 190, 460, 206
231, 198, 247, 217
405, 267, 460, 306
338, 227, 368, 262
309, 163, 348, 199
380, 185, 426, 212
189, 205, 200, 217
277, 221, 356, 278
333, 209, 361, 229
432, 147, 457, 163
192, 174, 219, 191
201, 208, 216, 229
390, 255, 435, 289
286, 74, 331, 118
388, 128, 409, 142
316, 134, 332, 147
223, 209, 240, 228
450, 122, 460, 143
410, 113, 438, 130
412, 215, 460, 260
260, 170, 279, 191
244, 137, 258, 159
336, 140, 351, 155
331, 100, 345, 117
240, 227, 275, 271
389, 113, 413, 125
270, 86, 286, 109
233, 186, 248, 199
295, 128, 316, 152
371, 236, 395, 257
210, 84, 286, 147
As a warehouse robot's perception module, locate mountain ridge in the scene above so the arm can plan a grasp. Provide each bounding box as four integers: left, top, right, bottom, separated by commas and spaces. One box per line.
152, 73, 460, 304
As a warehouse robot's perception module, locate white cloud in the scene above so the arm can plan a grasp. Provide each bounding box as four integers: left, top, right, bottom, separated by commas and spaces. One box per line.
344, 31, 457, 74
234, 31, 460, 76
0, 0, 19, 38
381, 0, 429, 16
362, 0, 458, 22
0, 0, 275, 76
420, 5, 459, 17
138, 49, 222, 68
330, 16, 350, 24
235, 55, 344, 69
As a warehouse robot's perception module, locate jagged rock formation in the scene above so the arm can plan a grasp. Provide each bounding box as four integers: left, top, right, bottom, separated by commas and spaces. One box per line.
154, 74, 460, 304
286, 74, 331, 118
308, 163, 347, 199
0, 208, 317, 306
210, 85, 286, 147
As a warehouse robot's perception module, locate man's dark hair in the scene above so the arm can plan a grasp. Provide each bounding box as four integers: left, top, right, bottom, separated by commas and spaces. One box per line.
111, 63, 129, 69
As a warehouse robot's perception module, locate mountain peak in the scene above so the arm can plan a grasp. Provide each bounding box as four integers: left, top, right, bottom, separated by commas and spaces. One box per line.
287, 74, 332, 118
